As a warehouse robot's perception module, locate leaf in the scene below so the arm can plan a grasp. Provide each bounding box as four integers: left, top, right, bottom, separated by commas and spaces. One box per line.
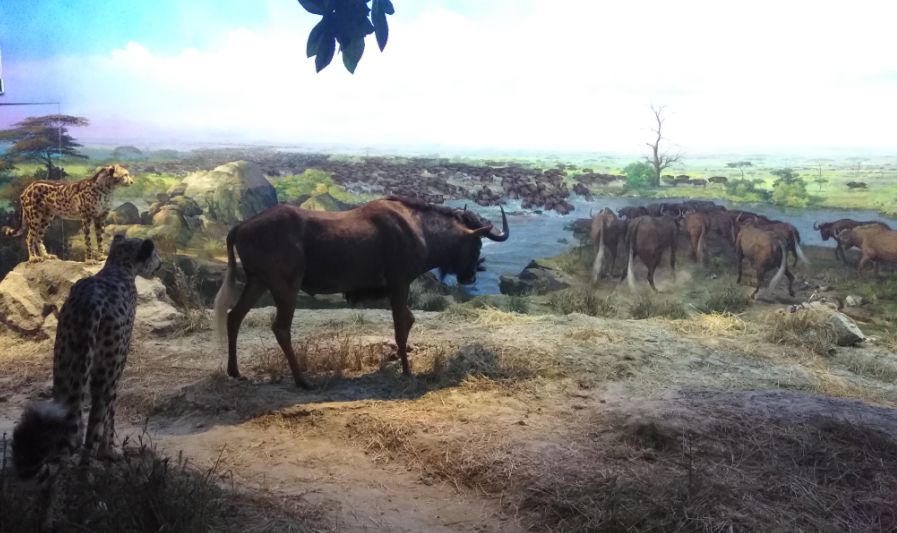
315, 32, 336, 72
297, 0, 330, 15
382, 0, 395, 15
372, 7, 388, 50
341, 37, 365, 73
306, 18, 327, 58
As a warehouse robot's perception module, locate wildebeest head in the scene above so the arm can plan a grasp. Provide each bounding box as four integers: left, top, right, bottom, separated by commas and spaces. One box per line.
441, 206, 509, 285
814, 221, 834, 240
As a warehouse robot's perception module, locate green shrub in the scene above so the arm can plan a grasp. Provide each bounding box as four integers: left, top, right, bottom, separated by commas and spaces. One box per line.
700, 286, 752, 314
630, 294, 687, 319
548, 289, 618, 317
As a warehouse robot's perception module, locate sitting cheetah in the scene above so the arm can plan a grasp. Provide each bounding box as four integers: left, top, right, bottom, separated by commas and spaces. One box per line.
1, 164, 133, 263
12, 234, 161, 480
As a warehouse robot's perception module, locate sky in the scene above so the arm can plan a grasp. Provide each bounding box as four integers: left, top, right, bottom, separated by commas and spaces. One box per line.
1, 0, 896, 155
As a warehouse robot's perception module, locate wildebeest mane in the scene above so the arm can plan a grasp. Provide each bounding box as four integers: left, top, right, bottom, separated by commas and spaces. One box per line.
385, 195, 489, 230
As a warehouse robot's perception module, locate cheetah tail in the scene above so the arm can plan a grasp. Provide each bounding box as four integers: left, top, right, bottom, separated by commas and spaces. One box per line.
12, 401, 72, 480
213, 225, 240, 350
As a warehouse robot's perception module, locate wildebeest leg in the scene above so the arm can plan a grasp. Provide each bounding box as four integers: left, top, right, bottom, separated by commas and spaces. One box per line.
735, 251, 744, 284
390, 284, 414, 376
857, 256, 870, 276
226, 276, 266, 380
784, 268, 795, 297
608, 246, 617, 277
647, 263, 658, 291
752, 270, 763, 298
270, 288, 312, 389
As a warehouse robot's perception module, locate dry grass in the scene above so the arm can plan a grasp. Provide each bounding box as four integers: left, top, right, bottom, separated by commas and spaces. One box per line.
675, 312, 747, 338
547, 289, 620, 317
519, 412, 897, 532
629, 294, 688, 320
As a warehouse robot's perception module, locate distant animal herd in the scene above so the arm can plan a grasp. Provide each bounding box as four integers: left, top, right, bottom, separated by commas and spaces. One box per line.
589, 199, 893, 297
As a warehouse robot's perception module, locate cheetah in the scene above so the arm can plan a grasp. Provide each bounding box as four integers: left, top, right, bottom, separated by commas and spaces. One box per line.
1, 164, 133, 263
12, 234, 161, 480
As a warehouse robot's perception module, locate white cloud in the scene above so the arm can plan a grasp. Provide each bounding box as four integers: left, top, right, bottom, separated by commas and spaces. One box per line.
5, 0, 897, 153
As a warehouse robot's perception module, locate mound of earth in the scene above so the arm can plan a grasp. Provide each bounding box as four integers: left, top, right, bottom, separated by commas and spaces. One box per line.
0, 260, 184, 340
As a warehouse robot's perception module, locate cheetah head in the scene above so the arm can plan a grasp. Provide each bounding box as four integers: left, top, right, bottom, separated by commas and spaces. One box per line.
96, 164, 133, 188
107, 235, 162, 278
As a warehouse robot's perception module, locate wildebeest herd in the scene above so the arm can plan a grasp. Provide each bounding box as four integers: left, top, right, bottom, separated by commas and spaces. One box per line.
590, 200, 893, 298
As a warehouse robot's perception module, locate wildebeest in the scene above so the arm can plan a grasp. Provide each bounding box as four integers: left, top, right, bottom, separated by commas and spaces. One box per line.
690, 178, 707, 187
735, 225, 794, 298
618, 205, 648, 219
837, 225, 897, 276
846, 181, 868, 190
622, 215, 678, 291
679, 211, 711, 264
814, 219, 890, 264
213, 197, 509, 388
590, 207, 627, 281
736, 213, 808, 267
708, 176, 728, 184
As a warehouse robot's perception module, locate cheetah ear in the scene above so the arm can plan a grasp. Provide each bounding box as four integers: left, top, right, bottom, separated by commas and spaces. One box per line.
113, 233, 126, 242
136, 239, 155, 262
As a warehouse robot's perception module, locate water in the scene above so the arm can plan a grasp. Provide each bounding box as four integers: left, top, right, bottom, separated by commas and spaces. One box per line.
445, 197, 897, 295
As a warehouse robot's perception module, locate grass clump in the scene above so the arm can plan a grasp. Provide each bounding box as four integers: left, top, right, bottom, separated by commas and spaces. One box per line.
548, 288, 619, 317
629, 294, 687, 320
765, 308, 837, 355
0, 435, 230, 533
699, 285, 752, 314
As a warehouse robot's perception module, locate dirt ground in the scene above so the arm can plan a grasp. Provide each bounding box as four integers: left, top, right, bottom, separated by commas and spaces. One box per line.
3, 250, 897, 533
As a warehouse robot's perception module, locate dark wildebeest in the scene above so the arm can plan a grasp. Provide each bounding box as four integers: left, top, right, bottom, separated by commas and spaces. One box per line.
679, 211, 711, 264
690, 178, 708, 187
622, 215, 678, 291
618, 205, 648, 219
590, 207, 627, 281
813, 219, 890, 264
837, 225, 897, 276
708, 176, 728, 184
213, 197, 509, 388
846, 181, 868, 190
707, 210, 740, 244
735, 225, 794, 299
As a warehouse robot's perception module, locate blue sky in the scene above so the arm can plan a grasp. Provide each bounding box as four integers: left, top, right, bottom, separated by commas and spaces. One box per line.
1, 0, 896, 154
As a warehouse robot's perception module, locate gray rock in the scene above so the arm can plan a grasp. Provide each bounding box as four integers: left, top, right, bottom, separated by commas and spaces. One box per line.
844, 295, 865, 307
181, 161, 278, 224
828, 312, 865, 346
107, 202, 141, 225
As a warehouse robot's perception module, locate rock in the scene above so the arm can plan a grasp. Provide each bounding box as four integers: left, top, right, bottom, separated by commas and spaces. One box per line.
0, 260, 184, 340
499, 266, 570, 296
298, 192, 354, 212
828, 312, 865, 346
169, 196, 203, 217
840, 306, 873, 323
107, 202, 141, 225
181, 161, 278, 224
844, 295, 864, 307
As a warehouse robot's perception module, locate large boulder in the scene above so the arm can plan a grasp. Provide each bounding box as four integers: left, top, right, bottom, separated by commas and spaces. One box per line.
107, 202, 141, 225
0, 260, 184, 340
298, 192, 355, 212
181, 161, 277, 224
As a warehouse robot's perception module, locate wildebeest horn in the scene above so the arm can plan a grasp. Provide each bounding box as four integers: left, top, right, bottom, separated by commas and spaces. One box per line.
813, 221, 819, 230
484, 206, 509, 242
463, 204, 467, 211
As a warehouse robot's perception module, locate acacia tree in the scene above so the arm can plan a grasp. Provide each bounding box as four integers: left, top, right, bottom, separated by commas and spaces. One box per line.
0, 115, 89, 177
645, 105, 681, 187
726, 160, 753, 179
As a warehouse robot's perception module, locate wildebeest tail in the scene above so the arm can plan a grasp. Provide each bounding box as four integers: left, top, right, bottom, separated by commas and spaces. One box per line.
626, 220, 639, 291
793, 229, 810, 265
591, 217, 606, 282
214, 225, 240, 347
12, 401, 75, 481
768, 241, 788, 295
697, 222, 706, 264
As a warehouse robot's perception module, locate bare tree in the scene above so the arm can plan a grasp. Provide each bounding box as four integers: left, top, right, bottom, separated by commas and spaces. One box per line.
645, 105, 681, 187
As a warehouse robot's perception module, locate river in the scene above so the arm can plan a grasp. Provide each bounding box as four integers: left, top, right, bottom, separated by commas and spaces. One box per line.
444, 197, 897, 295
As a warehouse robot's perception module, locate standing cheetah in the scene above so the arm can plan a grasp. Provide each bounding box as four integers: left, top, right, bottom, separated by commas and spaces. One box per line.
12, 235, 161, 480
1, 164, 133, 263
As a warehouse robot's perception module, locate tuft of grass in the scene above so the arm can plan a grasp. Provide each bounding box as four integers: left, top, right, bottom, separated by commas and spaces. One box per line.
629, 294, 687, 320
548, 288, 619, 317
699, 285, 752, 314
765, 309, 837, 355
675, 312, 746, 337
0, 433, 304, 533
507, 295, 530, 314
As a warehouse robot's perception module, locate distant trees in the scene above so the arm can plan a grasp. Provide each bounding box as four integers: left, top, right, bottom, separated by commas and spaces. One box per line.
111, 145, 144, 160
645, 105, 681, 188
300, 0, 395, 73
0, 114, 89, 178
770, 168, 810, 207
623, 161, 655, 189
